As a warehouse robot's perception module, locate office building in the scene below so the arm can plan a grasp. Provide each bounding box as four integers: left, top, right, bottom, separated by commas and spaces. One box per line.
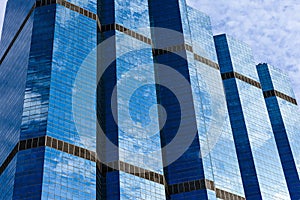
0, 0, 97, 199
257, 63, 300, 199
0, 0, 299, 199
214, 34, 291, 199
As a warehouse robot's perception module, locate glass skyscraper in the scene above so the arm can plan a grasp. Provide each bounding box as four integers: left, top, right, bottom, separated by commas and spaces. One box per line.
0, 0, 299, 200
214, 34, 290, 200
257, 63, 300, 199
0, 0, 97, 199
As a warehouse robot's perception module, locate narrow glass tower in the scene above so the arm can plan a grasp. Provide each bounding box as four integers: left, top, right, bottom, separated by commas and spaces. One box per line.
214, 34, 290, 200
257, 63, 300, 199
148, 1, 244, 199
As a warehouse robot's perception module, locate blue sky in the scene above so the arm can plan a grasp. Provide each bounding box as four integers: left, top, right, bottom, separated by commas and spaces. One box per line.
0, 0, 299, 101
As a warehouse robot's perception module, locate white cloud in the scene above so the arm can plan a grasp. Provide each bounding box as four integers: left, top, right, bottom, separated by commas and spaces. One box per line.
187, 0, 300, 102
0, 0, 7, 41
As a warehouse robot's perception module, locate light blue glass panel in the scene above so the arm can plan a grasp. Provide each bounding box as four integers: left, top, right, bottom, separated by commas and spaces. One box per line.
119, 172, 165, 200
66, 0, 97, 13
226, 36, 259, 81
262, 96, 300, 198
278, 99, 300, 178
187, 52, 214, 182
269, 66, 295, 98
178, 0, 192, 45
47, 5, 97, 151
42, 147, 96, 199
187, 50, 244, 197
190, 59, 244, 197
115, 0, 151, 37
116, 32, 164, 174
186, 6, 218, 62
236, 80, 290, 199
20, 5, 56, 141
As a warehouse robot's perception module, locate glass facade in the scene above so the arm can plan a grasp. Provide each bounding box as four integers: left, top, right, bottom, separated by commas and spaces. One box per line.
0, 0, 299, 200
214, 34, 290, 200
97, 0, 166, 198
185, 6, 244, 198
0, 0, 35, 199
148, 1, 245, 199
257, 63, 300, 199
0, 0, 97, 199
